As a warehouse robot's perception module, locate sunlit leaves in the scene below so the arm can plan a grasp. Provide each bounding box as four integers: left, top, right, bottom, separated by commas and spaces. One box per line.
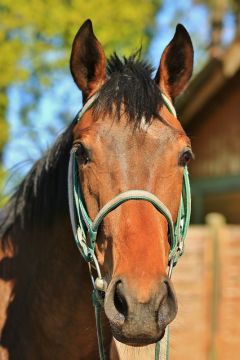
0, 0, 161, 204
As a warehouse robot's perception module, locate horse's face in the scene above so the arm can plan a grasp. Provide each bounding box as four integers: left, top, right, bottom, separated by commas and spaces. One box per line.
70, 20, 193, 346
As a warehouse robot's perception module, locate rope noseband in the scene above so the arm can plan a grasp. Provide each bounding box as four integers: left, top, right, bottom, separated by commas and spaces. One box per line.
68, 92, 191, 359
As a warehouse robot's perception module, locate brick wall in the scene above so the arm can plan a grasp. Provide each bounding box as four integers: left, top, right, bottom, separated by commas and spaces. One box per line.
169, 217, 240, 360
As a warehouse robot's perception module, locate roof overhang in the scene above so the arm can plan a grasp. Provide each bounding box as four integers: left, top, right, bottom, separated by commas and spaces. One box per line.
176, 37, 240, 126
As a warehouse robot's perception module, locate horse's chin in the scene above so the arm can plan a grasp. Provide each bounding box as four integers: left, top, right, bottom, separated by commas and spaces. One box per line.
111, 326, 165, 347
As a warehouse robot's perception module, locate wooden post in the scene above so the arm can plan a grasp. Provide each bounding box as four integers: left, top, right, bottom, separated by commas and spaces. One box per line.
205, 213, 226, 360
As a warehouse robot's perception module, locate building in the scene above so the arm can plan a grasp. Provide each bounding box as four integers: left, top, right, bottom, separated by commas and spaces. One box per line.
177, 35, 240, 223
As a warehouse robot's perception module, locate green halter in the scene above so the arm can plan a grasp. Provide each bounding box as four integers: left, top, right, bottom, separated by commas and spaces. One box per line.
68, 92, 191, 360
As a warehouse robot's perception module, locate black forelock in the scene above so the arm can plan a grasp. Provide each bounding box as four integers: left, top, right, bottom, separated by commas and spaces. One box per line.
93, 52, 163, 126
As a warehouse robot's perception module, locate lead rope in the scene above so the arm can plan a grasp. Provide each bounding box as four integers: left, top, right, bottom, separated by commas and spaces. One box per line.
92, 290, 106, 360
89, 260, 106, 360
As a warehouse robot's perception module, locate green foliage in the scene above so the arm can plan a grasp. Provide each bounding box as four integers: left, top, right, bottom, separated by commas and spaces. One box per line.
0, 0, 161, 89
0, 166, 8, 208
0, 0, 161, 207
0, 91, 9, 149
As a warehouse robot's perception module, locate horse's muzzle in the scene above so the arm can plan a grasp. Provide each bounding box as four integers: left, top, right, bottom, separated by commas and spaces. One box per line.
104, 276, 177, 345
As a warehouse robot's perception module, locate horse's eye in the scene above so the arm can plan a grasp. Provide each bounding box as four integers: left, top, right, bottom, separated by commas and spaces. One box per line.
179, 149, 194, 167
75, 144, 92, 165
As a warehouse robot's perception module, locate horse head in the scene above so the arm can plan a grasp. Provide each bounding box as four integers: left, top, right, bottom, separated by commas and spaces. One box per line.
69, 19, 193, 347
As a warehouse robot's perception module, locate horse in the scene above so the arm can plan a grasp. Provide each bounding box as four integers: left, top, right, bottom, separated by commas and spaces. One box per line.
0, 19, 193, 359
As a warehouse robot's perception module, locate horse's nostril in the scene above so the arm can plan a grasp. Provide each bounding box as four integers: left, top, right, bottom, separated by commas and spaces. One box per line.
114, 281, 128, 318
157, 278, 177, 326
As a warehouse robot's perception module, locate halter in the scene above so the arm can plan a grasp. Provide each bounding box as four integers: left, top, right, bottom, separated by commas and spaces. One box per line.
68, 92, 191, 360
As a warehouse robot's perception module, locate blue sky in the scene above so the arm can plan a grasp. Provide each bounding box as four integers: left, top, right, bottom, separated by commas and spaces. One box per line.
2, 0, 236, 193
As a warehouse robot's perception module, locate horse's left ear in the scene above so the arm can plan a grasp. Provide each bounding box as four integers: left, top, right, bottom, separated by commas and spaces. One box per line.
70, 19, 106, 99
155, 24, 193, 101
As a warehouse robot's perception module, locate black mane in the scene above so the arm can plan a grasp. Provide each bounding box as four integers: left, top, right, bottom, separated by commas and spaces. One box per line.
94, 52, 163, 125
0, 121, 75, 243
0, 54, 163, 241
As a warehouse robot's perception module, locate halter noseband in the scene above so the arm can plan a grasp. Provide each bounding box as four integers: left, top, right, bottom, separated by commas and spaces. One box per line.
67, 92, 191, 359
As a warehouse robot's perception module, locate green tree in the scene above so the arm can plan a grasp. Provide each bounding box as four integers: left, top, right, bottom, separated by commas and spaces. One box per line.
0, 0, 161, 206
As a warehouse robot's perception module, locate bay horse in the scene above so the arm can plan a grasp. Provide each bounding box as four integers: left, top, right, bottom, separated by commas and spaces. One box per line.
0, 19, 193, 359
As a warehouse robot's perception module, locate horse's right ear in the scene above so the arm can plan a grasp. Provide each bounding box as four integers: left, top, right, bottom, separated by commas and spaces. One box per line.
70, 19, 106, 99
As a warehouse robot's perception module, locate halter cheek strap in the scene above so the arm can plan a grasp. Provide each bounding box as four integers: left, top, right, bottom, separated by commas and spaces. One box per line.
161, 93, 177, 118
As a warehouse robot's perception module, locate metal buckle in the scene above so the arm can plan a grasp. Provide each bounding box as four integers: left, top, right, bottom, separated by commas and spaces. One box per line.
168, 258, 174, 278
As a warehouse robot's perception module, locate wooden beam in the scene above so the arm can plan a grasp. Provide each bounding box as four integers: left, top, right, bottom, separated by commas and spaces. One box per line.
191, 174, 240, 195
